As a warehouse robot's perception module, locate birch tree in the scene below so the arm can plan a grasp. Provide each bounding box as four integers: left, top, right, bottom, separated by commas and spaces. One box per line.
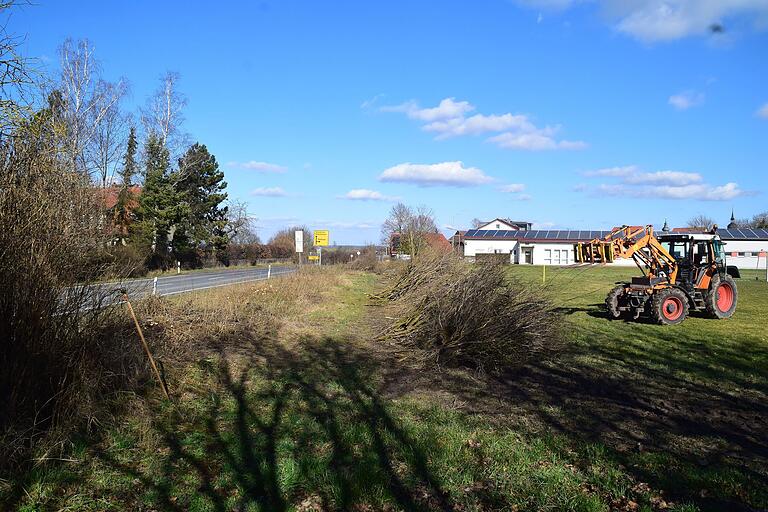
141, 71, 188, 158
58, 38, 127, 176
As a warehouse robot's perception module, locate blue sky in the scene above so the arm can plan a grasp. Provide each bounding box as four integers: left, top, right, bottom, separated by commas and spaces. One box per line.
11, 0, 768, 244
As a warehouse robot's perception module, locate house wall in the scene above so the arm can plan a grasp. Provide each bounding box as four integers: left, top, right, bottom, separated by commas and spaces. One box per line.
463, 239, 518, 262
477, 220, 519, 231
464, 239, 636, 266
721, 239, 768, 271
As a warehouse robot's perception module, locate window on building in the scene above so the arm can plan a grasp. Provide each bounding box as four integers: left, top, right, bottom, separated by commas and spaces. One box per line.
544, 249, 552, 264
496, 223, 500, 229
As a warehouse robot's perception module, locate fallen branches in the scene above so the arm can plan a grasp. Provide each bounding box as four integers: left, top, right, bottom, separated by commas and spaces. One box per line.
378, 253, 561, 373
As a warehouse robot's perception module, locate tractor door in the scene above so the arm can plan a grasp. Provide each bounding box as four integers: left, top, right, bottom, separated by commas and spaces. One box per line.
692, 241, 712, 289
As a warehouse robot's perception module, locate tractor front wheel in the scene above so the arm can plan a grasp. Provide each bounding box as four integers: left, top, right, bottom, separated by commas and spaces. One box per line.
651, 288, 689, 325
705, 274, 738, 319
605, 284, 627, 319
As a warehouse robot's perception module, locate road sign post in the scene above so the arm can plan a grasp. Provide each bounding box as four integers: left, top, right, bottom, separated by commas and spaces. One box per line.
295, 230, 304, 266
313, 230, 329, 266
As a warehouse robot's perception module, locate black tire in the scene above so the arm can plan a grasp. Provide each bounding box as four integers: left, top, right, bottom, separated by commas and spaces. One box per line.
605, 284, 626, 319
705, 274, 738, 319
651, 288, 689, 325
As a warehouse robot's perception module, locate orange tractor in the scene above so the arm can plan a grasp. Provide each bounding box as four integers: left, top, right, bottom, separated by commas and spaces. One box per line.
574, 225, 739, 325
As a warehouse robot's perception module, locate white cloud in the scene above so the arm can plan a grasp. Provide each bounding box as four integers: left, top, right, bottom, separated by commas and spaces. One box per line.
382, 97, 474, 122
599, 182, 745, 201
382, 97, 585, 150
584, 165, 638, 177
251, 187, 287, 197
499, 183, 531, 200
360, 93, 385, 110
339, 189, 398, 201
515, 0, 768, 42
624, 170, 702, 186
500, 183, 526, 193
583, 165, 748, 201
488, 131, 586, 151
228, 161, 287, 173
757, 103, 768, 118
379, 161, 494, 187
669, 90, 705, 110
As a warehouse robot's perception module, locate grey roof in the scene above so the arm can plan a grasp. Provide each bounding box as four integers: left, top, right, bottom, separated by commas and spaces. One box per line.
717, 228, 768, 240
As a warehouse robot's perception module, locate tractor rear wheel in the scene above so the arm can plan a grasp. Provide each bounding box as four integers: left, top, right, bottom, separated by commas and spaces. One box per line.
651, 288, 688, 325
705, 274, 738, 319
605, 284, 626, 319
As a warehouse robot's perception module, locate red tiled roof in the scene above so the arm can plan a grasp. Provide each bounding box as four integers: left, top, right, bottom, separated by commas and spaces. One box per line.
98, 185, 142, 210
424, 232, 452, 252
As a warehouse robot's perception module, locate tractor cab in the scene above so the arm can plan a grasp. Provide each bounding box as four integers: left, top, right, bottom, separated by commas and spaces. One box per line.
655, 233, 740, 288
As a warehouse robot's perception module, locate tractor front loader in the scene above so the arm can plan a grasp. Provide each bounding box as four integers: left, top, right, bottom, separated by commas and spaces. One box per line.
574, 225, 739, 325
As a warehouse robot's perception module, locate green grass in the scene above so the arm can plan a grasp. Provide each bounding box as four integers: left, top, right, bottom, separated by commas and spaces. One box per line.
4, 267, 767, 511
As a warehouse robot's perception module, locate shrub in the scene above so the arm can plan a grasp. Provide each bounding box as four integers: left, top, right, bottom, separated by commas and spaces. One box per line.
0, 120, 146, 473
376, 252, 560, 373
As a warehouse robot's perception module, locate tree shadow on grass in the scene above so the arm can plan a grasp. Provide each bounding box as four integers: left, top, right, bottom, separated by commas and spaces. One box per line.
404, 319, 768, 511
90, 336, 455, 511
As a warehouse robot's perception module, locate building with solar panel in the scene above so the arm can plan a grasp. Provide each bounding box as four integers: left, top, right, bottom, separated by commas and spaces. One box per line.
459, 215, 768, 269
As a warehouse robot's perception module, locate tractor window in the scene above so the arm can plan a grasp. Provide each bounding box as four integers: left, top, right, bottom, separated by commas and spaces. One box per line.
692, 242, 708, 266
662, 241, 689, 260
713, 239, 726, 264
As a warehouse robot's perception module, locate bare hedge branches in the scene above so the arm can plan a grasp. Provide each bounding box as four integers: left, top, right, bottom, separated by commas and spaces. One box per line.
377, 253, 561, 373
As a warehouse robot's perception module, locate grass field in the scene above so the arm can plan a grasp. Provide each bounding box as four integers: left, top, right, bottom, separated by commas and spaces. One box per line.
3, 265, 767, 511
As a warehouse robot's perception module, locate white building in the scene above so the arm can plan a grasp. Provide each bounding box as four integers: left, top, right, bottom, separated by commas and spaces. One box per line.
461, 219, 768, 270
463, 228, 637, 265
718, 228, 768, 271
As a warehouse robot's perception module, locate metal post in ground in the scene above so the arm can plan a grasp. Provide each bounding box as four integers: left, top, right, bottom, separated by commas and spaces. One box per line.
176, 261, 180, 274
268, 264, 272, 279
152, 277, 158, 296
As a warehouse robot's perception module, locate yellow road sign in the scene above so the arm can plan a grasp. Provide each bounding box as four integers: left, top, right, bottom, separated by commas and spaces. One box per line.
313, 230, 329, 246
308, 255, 320, 261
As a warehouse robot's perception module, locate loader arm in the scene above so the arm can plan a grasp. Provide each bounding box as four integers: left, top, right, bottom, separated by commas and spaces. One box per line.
574, 225, 679, 285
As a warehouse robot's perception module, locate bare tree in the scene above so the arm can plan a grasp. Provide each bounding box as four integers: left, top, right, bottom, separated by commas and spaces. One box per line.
86, 80, 130, 187
406, 206, 438, 257
141, 71, 188, 157
58, 38, 127, 176
382, 202, 437, 258
751, 211, 768, 229
687, 214, 716, 231
381, 202, 412, 244
226, 201, 260, 245
471, 218, 484, 229
0, 1, 37, 137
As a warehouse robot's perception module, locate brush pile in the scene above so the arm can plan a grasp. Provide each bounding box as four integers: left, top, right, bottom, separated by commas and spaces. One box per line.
375, 252, 560, 373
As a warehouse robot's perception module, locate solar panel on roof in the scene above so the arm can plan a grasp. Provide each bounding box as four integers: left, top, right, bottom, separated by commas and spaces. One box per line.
504, 230, 515, 238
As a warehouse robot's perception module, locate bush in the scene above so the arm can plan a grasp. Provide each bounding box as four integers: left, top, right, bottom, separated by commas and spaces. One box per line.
108, 244, 149, 278
376, 252, 560, 373
0, 123, 146, 473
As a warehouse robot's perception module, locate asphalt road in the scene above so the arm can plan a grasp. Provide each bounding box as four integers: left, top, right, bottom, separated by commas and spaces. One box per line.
70, 265, 296, 311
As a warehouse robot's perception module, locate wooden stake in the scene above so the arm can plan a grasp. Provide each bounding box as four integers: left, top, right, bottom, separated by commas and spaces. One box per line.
122, 293, 170, 399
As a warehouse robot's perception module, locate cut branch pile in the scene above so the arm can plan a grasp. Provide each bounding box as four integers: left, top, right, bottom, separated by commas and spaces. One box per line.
376, 253, 561, 373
